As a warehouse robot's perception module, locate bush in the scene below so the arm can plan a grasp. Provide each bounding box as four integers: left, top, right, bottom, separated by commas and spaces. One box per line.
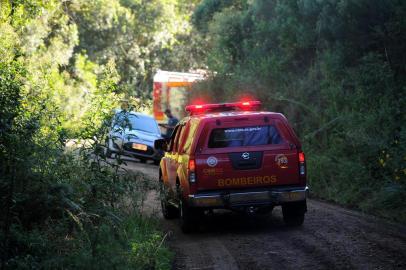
0, 16, 172, 269
191, 0, 406, 223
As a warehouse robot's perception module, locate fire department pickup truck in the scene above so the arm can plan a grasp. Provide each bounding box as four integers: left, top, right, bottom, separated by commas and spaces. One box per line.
154, 101, 308, 232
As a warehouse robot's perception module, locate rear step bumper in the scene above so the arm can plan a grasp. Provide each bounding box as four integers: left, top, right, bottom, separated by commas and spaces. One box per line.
188, 186, 309, 208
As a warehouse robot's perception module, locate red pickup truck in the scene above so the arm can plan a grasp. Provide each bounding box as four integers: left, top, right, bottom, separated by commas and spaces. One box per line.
155, 101, 308, 232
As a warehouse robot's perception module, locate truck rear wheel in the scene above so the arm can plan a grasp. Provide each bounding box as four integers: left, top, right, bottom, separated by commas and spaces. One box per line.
160, 182, 178, 219
282, 201, 306, 226
179, 199, 201, 233
161, 199, 178, 219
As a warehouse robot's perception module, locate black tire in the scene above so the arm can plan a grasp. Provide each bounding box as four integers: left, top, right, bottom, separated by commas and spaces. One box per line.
282, 201, 306, 226
179, 199, 196, 233
176, 182, 202, 233
139, 158, 147, 163
153, 159, 160, 166
160, 182, 178, 219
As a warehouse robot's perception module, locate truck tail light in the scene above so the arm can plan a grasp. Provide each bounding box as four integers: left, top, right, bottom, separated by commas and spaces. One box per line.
298, 151, 306, 177
189, 159, 196, 183
299, 152, 305, 163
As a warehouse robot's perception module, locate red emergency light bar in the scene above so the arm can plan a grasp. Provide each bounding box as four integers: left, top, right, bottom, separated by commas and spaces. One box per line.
185, 101, 261, 115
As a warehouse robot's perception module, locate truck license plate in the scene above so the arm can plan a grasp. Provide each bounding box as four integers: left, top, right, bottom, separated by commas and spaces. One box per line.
286, 192, 301, 201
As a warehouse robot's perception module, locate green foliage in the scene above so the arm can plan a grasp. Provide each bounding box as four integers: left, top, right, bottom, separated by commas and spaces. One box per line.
192, 0, 406, 222
128, 217, 173, 270
1, 0, 175, 268
69, 0, 204, 99
192, 0, 235, 32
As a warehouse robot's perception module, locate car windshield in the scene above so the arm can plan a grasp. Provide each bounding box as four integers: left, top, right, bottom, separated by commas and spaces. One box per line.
114, 112, 159, 134
208, 125, 283, 148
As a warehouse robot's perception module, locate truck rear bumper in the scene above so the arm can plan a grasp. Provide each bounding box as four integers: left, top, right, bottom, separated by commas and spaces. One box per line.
188, 186, 309, 208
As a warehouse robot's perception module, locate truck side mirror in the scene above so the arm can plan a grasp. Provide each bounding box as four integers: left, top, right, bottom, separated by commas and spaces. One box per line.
154, 138, 168, 151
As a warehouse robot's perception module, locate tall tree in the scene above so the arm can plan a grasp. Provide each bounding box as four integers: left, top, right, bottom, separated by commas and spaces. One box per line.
192, 0, 406, 221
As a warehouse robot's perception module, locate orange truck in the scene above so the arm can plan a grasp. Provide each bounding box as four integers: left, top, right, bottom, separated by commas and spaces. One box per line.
152, 70, 205, 124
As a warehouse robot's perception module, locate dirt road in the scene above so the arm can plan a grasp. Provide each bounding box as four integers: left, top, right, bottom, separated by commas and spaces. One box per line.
122, 157, 406, 270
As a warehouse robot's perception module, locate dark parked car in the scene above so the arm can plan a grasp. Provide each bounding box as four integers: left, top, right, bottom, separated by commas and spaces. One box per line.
105, 110, 163, 164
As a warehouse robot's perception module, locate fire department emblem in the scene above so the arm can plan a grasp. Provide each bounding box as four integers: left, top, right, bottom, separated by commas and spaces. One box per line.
207, 156, 218, 167
275, 154, 288, 168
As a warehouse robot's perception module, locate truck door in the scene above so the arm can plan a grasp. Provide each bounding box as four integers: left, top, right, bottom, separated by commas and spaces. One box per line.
167, 125, 184, 194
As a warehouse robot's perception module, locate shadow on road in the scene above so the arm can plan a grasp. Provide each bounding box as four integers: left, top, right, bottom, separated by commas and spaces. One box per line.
163, 208, 301, 236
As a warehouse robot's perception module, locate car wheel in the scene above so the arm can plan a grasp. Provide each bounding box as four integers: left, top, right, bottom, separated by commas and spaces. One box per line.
282, 201, 306, 226
160, 182, 178, 219
153, 159, 160, 166
139, 158, 147, 163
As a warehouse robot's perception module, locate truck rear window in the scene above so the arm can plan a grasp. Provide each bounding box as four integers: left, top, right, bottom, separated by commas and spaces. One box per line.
208, 125, 283, 148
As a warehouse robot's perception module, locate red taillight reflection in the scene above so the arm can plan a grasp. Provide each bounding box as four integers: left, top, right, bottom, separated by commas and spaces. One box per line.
188, 159, 196, 183
298, 152, 305, 163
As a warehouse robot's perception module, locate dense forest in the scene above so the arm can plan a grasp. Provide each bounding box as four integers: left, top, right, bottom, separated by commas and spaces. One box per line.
191, 0, 406, 221
0, 0, 405, 269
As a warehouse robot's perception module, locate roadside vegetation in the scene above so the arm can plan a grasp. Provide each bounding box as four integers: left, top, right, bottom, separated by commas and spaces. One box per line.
0, 0, 200, 268
190, 0, 406, 222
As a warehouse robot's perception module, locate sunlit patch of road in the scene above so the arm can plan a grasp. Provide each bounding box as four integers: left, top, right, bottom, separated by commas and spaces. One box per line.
113, 155, 159, 177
